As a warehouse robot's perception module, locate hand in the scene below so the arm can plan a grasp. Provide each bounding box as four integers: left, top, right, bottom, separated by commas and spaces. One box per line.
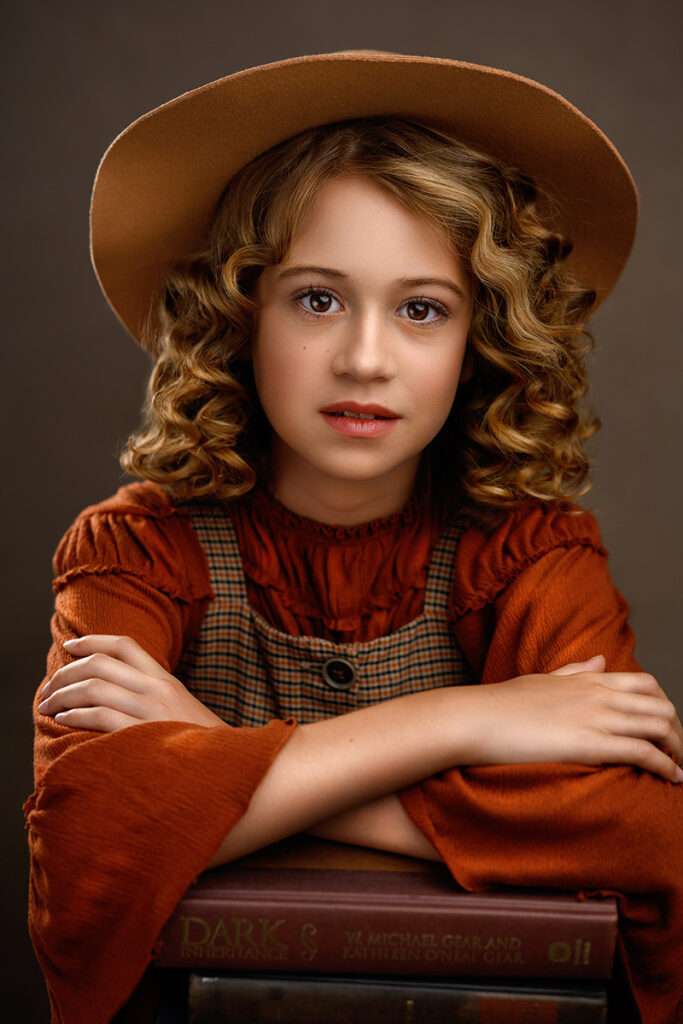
37, 634, 226, 733
463, 654, 683, 784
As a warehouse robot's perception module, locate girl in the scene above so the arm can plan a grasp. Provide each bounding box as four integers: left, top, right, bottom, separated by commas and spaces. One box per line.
25, 50, 683, 1024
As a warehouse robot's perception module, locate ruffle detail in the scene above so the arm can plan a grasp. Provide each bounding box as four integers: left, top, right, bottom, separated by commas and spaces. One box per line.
51, 482, 613, 645
249, 482, 426, 541
449, 500, 608, 619
229, 482, 438, 634
76, 479, 182, 520
51, 483, 214, 603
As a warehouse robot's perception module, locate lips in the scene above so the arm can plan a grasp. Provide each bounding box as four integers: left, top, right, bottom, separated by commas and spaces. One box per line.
319, 401, 400, 419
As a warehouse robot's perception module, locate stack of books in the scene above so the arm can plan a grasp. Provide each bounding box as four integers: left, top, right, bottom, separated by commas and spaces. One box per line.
151, 834, 619, 1022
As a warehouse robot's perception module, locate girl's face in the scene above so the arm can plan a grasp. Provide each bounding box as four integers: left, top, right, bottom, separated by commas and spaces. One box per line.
250, 173, 474, 524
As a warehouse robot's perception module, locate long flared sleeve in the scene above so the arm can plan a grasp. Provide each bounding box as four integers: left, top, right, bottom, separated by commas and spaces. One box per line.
398, 503, 683, 1024
23, 487, 299, 1023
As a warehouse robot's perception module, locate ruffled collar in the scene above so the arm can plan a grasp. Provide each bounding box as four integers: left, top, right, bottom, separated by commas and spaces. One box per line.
227, 465, 437, 631
246, 469, 431, 543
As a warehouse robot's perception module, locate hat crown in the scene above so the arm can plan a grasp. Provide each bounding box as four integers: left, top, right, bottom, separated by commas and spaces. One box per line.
89, 50, 638, 347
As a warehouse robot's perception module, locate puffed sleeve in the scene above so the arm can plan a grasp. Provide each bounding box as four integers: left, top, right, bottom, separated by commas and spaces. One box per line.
23, 491, 299, 1024
398, 504, 683, 1024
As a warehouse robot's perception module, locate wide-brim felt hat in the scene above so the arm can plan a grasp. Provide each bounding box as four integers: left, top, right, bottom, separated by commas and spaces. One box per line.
89, 49, 639, 350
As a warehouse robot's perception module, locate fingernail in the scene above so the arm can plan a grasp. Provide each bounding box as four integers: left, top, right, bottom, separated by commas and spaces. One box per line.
676, 766, 683, 783
63, 639, 79, 648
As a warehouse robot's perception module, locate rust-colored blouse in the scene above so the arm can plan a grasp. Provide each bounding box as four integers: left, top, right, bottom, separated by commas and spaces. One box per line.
24, 478, 683, 1024
225, 480, 440, 641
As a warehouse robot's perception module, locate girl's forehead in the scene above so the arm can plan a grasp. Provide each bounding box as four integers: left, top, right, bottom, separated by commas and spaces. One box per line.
286, 220, 469, 276
252, 174, 474, 299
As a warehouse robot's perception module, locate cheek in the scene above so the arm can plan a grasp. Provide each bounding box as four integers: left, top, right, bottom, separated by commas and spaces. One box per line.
252, 335, 321, 409
253, 344, 283, 393
415, 363, 461, 416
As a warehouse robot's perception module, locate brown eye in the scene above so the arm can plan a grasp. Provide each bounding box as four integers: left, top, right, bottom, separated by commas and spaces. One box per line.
294, 287, 340, 317
406, 300, 430, 321
293, 286, 449, 326
401, 297, 449, 325
309, 292, 333, 313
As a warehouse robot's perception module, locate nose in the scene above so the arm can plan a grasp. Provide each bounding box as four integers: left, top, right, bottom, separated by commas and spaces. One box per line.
331, 309, 396, 381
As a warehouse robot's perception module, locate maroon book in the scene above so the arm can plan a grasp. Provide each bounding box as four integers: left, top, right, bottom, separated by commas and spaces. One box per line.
153, 834, 617, 980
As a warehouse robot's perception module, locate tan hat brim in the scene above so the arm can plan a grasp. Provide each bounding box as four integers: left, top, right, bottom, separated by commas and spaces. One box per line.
90, 49, 639, 347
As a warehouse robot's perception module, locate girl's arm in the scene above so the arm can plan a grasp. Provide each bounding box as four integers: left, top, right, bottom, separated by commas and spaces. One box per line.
204, 683, 475, 868
397, 538, 683, 1024
205, 648, 681, 868
42, 621, 681, 873
306, 793, 443, 861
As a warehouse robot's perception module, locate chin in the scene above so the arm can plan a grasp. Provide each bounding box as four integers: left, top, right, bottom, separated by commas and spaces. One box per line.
326, 454, 420, 485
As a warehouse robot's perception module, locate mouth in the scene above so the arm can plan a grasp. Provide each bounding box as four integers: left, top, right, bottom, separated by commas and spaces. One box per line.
319, 402, 400, 420
320, 411, 400, 438
324, 411, 392, 420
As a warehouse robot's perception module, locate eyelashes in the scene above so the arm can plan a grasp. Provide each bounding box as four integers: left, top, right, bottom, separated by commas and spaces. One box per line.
291, 286, 451, 327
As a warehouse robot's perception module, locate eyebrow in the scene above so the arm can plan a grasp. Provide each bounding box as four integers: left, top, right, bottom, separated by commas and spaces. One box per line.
276, 264, 467, 300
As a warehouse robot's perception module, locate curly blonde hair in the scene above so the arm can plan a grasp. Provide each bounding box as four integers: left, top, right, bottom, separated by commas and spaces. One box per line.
119, 116, 601, 534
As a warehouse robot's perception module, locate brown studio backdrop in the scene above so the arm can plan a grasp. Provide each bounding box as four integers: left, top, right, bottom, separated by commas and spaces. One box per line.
4, 1, 682, 1018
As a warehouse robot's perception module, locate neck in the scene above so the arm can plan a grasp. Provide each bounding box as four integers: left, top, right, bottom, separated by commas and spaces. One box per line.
261, 456, 431, 528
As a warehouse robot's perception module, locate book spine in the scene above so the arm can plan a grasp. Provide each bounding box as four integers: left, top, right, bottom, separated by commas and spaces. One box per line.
154, 897, 614, 978
186, 972, 609, 1024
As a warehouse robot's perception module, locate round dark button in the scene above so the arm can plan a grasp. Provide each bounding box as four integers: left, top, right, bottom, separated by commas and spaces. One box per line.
321, 657, 357, 690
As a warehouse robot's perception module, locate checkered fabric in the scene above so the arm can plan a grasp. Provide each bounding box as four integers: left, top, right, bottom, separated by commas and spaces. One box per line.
174, 502, 476, 727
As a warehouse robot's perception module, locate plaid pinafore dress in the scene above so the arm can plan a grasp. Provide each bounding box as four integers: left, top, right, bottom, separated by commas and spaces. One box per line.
173, 499, 476, 726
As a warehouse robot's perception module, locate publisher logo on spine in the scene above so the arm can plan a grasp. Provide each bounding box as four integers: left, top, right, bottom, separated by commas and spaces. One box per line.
548, 939, 592, 965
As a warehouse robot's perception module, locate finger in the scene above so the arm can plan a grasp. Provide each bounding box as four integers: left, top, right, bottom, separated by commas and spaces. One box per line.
61, 635, 172, 679
550, 655, 605, 676
38, 679, 148, 722
611, 695, 683, 763
597, 672, 682, 750
599, 683, 683, 760
605, 691, 680, 721
52, 706, 143, 734
598, 671, 661, 694
672, 717, 683, 762
600, 735, 683, 785
40, 653, 151, 701
600, 707, 683, 762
